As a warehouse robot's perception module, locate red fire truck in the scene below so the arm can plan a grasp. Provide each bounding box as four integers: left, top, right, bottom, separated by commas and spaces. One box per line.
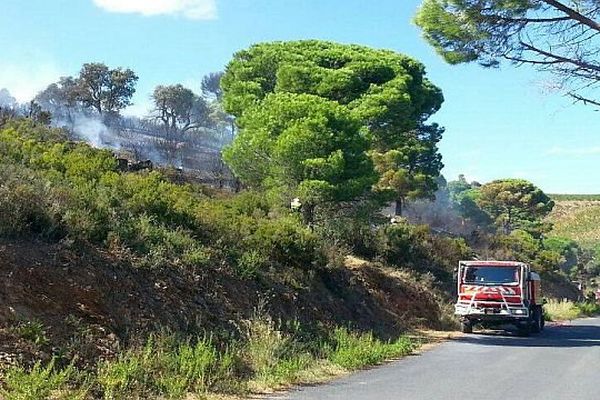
455, 261, 544, 336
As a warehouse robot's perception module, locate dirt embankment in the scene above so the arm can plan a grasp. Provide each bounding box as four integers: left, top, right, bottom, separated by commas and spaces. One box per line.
0, 240, 448, 369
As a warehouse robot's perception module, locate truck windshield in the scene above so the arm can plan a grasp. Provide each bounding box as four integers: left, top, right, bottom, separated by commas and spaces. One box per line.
463, 266, 519, 285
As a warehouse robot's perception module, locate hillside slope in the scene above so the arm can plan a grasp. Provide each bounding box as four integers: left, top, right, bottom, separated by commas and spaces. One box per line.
0, 240, 450, 371
548, 200, 600, 249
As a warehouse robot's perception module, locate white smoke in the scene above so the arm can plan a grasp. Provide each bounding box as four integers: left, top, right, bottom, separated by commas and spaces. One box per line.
72, 115, 114, 148
53, 114, 122, 150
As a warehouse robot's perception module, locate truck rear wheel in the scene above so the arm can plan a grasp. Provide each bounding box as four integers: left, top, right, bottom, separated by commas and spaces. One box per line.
531, 306, 543, 334
460, 321, 473, 334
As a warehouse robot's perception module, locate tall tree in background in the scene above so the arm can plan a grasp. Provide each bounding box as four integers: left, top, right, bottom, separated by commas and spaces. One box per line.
36, 63, 138, 121
201, 71, 224, 101
151, 84, 210, 165
476, 179, 554, 235
35, 77, 80, 125
152, 84, 210, 133
415, 0, 600, 106
448, 175, 492, 228
0, 88, 17, 109
221, 40, 445, 215
201, 71, 236, 141
76, 63, 138, 116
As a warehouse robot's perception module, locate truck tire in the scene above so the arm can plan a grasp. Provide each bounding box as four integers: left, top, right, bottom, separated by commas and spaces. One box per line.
540, 309, 545, 331
531, 307, 542, 334
460, 321, 473, 334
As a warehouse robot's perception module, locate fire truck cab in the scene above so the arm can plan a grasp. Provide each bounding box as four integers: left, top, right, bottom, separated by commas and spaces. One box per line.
455, 261, 544, 336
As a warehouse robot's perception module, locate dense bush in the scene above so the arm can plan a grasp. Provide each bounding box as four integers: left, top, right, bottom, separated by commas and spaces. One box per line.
0, 119, 327, 275
489, 230, 576, 275
375, 221, 428, 265
0, 165, 63, 238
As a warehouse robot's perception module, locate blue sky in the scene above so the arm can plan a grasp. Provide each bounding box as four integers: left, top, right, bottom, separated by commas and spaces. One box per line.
0, 0, 598, 193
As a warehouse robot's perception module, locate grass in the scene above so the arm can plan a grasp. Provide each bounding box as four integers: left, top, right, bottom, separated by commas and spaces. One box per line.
576, 302, 600, 316
328, 327, 415, 370
12, 319, 49, 346
0, 358, 86, 400
544, 299, 581, 321
543, 299, 600, 321
0, 318, 418, 399
96, 335, 237, 399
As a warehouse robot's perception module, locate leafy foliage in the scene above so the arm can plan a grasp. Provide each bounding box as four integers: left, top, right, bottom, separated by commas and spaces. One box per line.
223, 92, 376, 216
476, 179, 554, 235
414, 0, 600, 106
37, 62, 138, 117
221, 40, 445, 214
0, 359, 80, 400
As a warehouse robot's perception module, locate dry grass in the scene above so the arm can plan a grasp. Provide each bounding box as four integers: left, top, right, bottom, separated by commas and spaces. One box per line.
544, 299, 581, 321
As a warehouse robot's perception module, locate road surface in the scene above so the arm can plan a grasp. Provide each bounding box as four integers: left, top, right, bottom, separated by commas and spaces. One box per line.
270, 317, 600, 400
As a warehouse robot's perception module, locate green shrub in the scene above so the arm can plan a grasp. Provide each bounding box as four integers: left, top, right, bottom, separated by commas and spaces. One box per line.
155, 337, 237, 397
375, 220, 428, 265
0, 358, 76, 400
235, 250, 268, 279
242, 316, 315, 391
97, 342, 154, 399
14, 319, 49, 346
0, 165, 64, 238
249, 216, 322, 269
576, 302, 600, 316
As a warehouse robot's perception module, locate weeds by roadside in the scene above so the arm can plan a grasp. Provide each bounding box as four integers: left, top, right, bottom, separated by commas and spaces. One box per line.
576, 302, 600, 317
544, 299, 600, 321
0, 316, 418, 399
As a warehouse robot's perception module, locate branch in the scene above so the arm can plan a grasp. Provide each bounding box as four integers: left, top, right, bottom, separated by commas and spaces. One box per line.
541, 0, 600, 32
569, 93, 600, 108
519, 41, 600, 73
494, 15, 571, 23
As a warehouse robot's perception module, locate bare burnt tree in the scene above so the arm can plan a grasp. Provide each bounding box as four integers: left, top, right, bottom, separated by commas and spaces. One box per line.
416, 0, 600, 106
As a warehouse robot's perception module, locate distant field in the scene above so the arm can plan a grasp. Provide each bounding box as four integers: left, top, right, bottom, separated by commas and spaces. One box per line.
550, 194, 600, 201
548, 199, 600, 249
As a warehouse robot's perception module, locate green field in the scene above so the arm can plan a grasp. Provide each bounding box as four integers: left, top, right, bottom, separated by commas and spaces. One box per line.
548, 199, 600, 249
550, 194, 600, 201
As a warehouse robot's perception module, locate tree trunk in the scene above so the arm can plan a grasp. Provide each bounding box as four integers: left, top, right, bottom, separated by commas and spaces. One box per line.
395, 197, 403, 216
302, 203, 315, 227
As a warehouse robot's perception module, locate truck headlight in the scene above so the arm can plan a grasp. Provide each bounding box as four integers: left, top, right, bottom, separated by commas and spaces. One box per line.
512, 309, 525, 315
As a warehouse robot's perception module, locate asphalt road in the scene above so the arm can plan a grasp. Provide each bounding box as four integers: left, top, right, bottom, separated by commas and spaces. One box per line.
269, 317, 600, 400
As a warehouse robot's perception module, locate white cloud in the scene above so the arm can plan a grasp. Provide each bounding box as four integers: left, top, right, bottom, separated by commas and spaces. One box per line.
0, 61, 62, 102
93, 0, 217, 20
546, 146, 600, 156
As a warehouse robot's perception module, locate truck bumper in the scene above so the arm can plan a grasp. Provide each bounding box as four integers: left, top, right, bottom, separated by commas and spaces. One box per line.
455, 304, 530, 321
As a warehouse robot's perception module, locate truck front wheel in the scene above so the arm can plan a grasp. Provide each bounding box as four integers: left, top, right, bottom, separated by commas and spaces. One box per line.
531, 306, 543, 334
460, 321, 473, 334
